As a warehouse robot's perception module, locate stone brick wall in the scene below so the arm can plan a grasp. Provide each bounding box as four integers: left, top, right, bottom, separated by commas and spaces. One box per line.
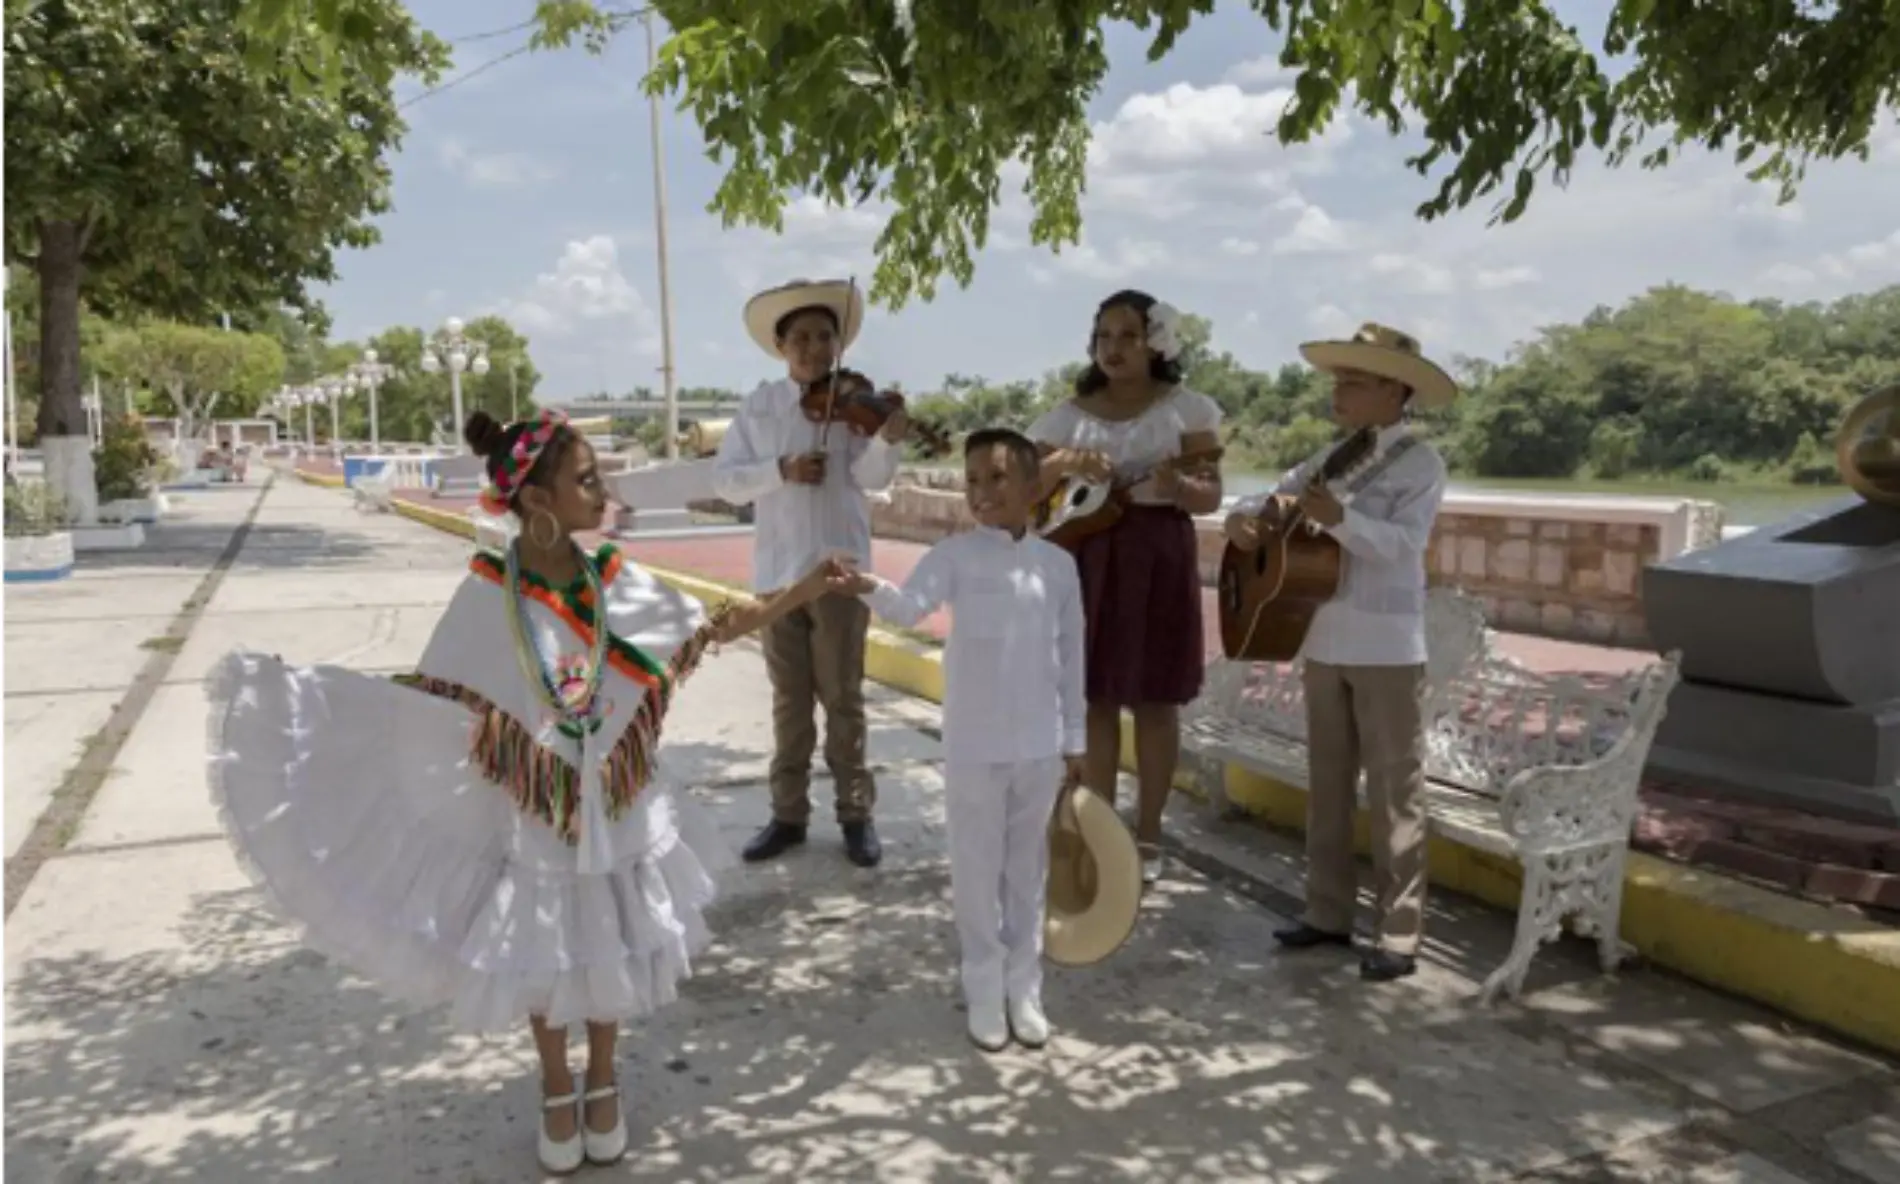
1427, 513, 1653, 647
870, 471, 1709, 647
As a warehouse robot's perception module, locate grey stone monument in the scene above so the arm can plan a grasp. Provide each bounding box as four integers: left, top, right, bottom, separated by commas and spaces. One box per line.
1643, 390, 1900, 824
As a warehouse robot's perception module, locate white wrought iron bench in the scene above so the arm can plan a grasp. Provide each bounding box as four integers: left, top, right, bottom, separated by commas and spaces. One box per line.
1424, 652, 1681, 1002
1182, 587, 1491, 799
352, 460, 395, 513
1179, 586, 1683, 1003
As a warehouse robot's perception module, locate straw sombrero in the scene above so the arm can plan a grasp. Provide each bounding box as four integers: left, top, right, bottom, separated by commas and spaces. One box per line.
1044, 786, 1143, 966
1299, 322, 1458, 409
742, 278, 864, 360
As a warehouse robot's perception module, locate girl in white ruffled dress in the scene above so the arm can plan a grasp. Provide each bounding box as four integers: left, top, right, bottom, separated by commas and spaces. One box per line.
209, 409, 832, 1174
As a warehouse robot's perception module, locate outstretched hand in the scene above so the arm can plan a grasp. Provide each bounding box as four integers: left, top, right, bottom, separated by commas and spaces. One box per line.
820, 556, 876, 597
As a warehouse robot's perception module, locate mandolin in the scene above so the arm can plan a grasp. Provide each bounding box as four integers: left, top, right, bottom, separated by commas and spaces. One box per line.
1034, 446, 1224, 551
1216, 427, 1377, 662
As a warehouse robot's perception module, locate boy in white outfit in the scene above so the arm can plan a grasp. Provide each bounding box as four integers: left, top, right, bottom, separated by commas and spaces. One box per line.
827, 428, 1086, 1052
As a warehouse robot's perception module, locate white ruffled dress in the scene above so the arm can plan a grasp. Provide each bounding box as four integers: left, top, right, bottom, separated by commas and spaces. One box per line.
207, 544, 735, 1033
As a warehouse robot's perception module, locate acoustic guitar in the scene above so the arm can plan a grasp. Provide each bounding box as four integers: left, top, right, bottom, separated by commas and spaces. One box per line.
1216, 427, 1377, 662
1035, 446, 1225, 551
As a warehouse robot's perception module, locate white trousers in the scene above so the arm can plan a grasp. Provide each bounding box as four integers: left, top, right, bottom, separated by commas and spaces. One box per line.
944, 757, 1065, 1010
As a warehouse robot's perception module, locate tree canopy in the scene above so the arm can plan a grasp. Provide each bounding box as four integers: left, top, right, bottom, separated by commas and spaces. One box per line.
4, 0, 447, 450
98, 321, 287, 436
246, 0, 1900, 307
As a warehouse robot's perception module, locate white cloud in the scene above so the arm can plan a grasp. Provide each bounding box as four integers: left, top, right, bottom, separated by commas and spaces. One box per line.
709, 194, 888, 297
437, 137, 556, 190
1308, 304, 1357, 339
1368, 253, 1457, 295
1223, 55, 1295, 89
1473, 266, 1540, 291
1272, 202, 1351, 255
1031, 237, 1172, 284
1221, 236, 1262, 257
1762, 228, 1900, 287
1082, 81, 1351, 215
496, 236, 658, 351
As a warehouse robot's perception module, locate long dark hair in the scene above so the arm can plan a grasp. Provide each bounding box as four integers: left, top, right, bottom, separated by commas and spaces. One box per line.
1074, 288, 1185, 397
464, 411, 579, 513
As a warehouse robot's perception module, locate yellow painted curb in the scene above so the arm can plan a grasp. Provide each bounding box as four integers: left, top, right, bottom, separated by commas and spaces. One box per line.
295, 469, 346, 489
391, 498, 478, 541
1222, 762, 1900, 1057
351, 488, 1900, 1053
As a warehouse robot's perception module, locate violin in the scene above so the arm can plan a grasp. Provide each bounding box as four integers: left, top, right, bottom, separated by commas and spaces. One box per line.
798, 368, 954, 458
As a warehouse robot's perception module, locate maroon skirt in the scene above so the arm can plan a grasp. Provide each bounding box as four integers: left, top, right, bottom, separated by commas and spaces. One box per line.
1075, 504, 1205, 707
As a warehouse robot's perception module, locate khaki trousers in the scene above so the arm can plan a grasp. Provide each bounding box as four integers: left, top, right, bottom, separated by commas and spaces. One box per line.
1300, 661, 1428, 956
762, 593, 876, 826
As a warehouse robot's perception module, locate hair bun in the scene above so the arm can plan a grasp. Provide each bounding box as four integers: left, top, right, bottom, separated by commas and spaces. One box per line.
464, 411, 507, 457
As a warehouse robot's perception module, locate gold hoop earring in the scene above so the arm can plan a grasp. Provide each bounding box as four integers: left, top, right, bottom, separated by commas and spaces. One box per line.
527, 509, 562, 550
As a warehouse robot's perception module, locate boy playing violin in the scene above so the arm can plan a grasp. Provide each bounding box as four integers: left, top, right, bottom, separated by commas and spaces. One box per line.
713, 278, 910, 869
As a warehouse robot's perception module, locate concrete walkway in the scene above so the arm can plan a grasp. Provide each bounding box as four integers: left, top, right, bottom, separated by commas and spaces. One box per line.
4, 479, 1897, 1183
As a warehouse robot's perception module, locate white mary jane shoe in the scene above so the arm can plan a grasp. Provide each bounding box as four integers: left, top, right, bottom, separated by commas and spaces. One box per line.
537, 1091, 584, 1176
582, 1081, 629, 1166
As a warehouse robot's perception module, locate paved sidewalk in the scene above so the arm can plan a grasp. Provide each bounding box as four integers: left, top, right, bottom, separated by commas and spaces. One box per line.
3, 482, 266, 861
9, 478, 1894, 1182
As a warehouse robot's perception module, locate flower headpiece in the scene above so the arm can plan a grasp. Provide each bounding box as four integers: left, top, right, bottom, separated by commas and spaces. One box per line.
478, 409, 569, 514
1145, 301, 1185, 362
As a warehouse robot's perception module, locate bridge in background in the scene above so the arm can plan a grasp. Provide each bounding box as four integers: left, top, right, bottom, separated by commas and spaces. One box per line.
543, 399, 734, 423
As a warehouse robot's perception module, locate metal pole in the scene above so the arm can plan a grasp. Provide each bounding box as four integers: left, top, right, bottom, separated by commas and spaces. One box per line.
510, 361, 519, 421
450, 365, 465, 447
329, 390, 340, 443
369, 378, 381, 451
645, 11, 680, 460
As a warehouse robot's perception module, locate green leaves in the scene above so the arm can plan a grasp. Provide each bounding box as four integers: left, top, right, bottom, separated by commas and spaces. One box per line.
99, 320, 287, 421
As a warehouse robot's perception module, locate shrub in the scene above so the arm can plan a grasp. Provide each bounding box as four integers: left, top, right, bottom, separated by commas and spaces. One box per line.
4, 481, 70, 538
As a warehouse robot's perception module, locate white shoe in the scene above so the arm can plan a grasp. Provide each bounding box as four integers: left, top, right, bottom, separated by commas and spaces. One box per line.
1141, 850, 1163, 885
537, 1091, 584, 1176
582, 1081, 628, 1166
1008, 996, 1051, 1049
967, 1000, 1009, 1052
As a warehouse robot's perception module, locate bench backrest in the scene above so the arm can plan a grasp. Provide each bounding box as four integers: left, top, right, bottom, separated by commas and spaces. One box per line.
1189, 586, 1492, 745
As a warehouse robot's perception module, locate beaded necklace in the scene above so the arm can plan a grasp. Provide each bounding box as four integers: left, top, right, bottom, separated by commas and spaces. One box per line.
504, 539, 609, 739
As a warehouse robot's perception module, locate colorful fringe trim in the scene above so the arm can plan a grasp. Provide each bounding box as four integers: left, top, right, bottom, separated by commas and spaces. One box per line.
391, 602, 734, 844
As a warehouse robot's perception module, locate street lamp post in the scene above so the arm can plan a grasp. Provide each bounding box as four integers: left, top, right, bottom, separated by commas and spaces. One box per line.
319, 376, 347, 445
420, 317, 490, 451
349, 349, 394, 451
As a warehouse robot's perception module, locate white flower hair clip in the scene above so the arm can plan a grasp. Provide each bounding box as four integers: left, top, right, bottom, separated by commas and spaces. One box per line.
1145, 301, 1184, 362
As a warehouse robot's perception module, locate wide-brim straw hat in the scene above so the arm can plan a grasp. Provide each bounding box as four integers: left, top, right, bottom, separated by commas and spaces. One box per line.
1299, 322, 1458, 409
1044, 786, 1143, 967
742, 278, 864, 360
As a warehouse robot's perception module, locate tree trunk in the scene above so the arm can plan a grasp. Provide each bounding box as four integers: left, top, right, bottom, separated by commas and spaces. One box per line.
34, 219, 97, 525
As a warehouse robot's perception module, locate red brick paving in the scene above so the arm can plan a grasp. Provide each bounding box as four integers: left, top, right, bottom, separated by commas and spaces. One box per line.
296, 461, 1900, 924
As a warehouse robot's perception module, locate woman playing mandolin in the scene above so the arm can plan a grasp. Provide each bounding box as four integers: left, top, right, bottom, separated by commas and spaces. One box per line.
1027, 290, 1225, 885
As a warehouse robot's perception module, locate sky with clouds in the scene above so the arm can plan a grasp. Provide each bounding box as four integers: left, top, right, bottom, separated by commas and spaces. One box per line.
317, 0, 1900, 401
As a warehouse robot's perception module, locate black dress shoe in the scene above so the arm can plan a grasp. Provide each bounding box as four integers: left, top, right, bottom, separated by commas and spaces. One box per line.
1360, 950, 1418, 982
1273, 923, 1353, 950
742, 820, 806, 863
841, 820, 882, 868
